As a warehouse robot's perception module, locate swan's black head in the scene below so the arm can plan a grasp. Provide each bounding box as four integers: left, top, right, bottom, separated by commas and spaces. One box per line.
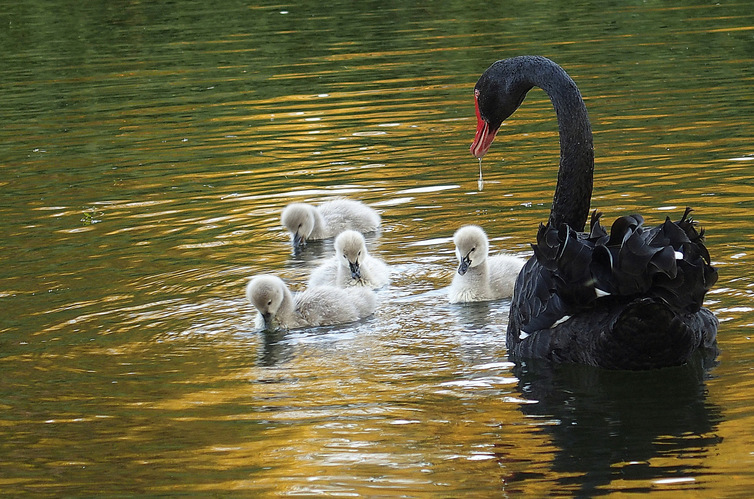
470, 57, 537, 159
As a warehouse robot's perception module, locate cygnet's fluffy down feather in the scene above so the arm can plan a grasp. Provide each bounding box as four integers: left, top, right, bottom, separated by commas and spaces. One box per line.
448, 225, 525, 303
246, 274, 376, 331
281, 199, 381, 248
309, 230, 390, 289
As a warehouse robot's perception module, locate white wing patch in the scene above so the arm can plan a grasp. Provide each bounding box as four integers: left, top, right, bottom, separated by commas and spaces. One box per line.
551, 315, 572, 328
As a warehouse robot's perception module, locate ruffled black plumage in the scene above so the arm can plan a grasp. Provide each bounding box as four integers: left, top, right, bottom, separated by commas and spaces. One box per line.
507, 209, 718, 370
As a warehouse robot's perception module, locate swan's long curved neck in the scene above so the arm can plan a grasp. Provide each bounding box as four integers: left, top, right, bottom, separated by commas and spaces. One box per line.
526, 59, 594, 231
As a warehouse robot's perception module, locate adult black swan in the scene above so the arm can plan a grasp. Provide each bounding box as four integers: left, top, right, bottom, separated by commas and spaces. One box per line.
470, 56, 718, 370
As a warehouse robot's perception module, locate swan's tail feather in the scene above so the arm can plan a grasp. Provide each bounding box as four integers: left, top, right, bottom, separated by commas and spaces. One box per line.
607, 214, 644, 246
588, 210, 608, 241
531, 222, 560, 271
676, 207, 712, 263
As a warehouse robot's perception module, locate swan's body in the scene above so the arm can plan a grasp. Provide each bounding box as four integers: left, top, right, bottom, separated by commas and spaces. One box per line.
449, 225, 525, 303
281, 199, 381, 248
246, 274, 376, 331
309, 230, 390, 289
470, 56, 718, 370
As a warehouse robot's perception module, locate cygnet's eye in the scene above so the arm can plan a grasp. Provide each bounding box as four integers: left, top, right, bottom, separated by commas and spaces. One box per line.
470, 247, 476, 252
267, 300, 273, 306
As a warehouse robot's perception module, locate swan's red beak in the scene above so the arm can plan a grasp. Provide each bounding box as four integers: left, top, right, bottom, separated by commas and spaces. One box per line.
470, 89, 499, 159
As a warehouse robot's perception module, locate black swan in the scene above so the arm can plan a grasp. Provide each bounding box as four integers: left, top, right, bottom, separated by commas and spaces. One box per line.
470, 56, 718, 370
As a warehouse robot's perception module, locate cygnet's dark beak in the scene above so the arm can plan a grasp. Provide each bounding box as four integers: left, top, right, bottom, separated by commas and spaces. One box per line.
457, 255, 471, 276
349, 261, 361, 280
262, 312, 274, 330
293, 232, 306, 248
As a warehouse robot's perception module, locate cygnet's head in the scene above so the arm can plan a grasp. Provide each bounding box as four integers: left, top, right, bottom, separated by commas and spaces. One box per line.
453, 225, 489, 275
281, 203, 315, 247
246, 275, 286, 329
334, 230, 368, 280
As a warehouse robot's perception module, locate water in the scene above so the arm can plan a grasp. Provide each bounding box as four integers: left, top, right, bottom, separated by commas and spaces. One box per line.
1, 0, 753, 495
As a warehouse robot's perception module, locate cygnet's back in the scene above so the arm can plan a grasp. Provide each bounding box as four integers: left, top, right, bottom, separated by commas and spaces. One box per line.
318, 199, 380, 235
299, 285, 376, 327
281, 199, 380, 248
308, 230, 389, 289
448, 225, 525, 303
246, 274, 376, 330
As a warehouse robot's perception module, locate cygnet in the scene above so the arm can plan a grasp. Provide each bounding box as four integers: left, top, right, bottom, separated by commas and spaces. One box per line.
246, 274, 376, 331
308, 230, 390, 289
448, 225, 525, 303
281, 198, 381, 248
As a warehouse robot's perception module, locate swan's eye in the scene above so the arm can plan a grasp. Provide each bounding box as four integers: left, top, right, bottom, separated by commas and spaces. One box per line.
470, 247, 476, 252
267, 300, 272, 306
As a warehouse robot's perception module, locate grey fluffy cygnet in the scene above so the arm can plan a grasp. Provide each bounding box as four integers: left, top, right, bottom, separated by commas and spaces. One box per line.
281, 199, 381, 248
246, 274, 376, 331
308, 230, 389, 289
448, 225, 525, 303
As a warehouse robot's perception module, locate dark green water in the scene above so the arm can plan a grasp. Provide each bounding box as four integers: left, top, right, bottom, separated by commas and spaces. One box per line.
1, 0, 753, 496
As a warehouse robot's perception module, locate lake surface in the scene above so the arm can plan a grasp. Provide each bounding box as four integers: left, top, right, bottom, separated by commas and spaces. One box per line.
1, 0, 753, 496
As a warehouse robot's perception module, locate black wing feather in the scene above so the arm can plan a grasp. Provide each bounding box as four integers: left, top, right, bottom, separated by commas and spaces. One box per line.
507, 208, 718, 368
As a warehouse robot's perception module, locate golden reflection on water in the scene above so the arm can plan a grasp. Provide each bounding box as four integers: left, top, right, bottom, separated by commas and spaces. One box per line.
1, 0, 754, 495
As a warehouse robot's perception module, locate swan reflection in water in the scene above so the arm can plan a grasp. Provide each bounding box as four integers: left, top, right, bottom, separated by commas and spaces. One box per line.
496, 349, 722, 495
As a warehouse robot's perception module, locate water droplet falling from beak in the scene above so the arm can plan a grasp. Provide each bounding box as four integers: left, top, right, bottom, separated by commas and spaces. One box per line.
477, 157, 484, 191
